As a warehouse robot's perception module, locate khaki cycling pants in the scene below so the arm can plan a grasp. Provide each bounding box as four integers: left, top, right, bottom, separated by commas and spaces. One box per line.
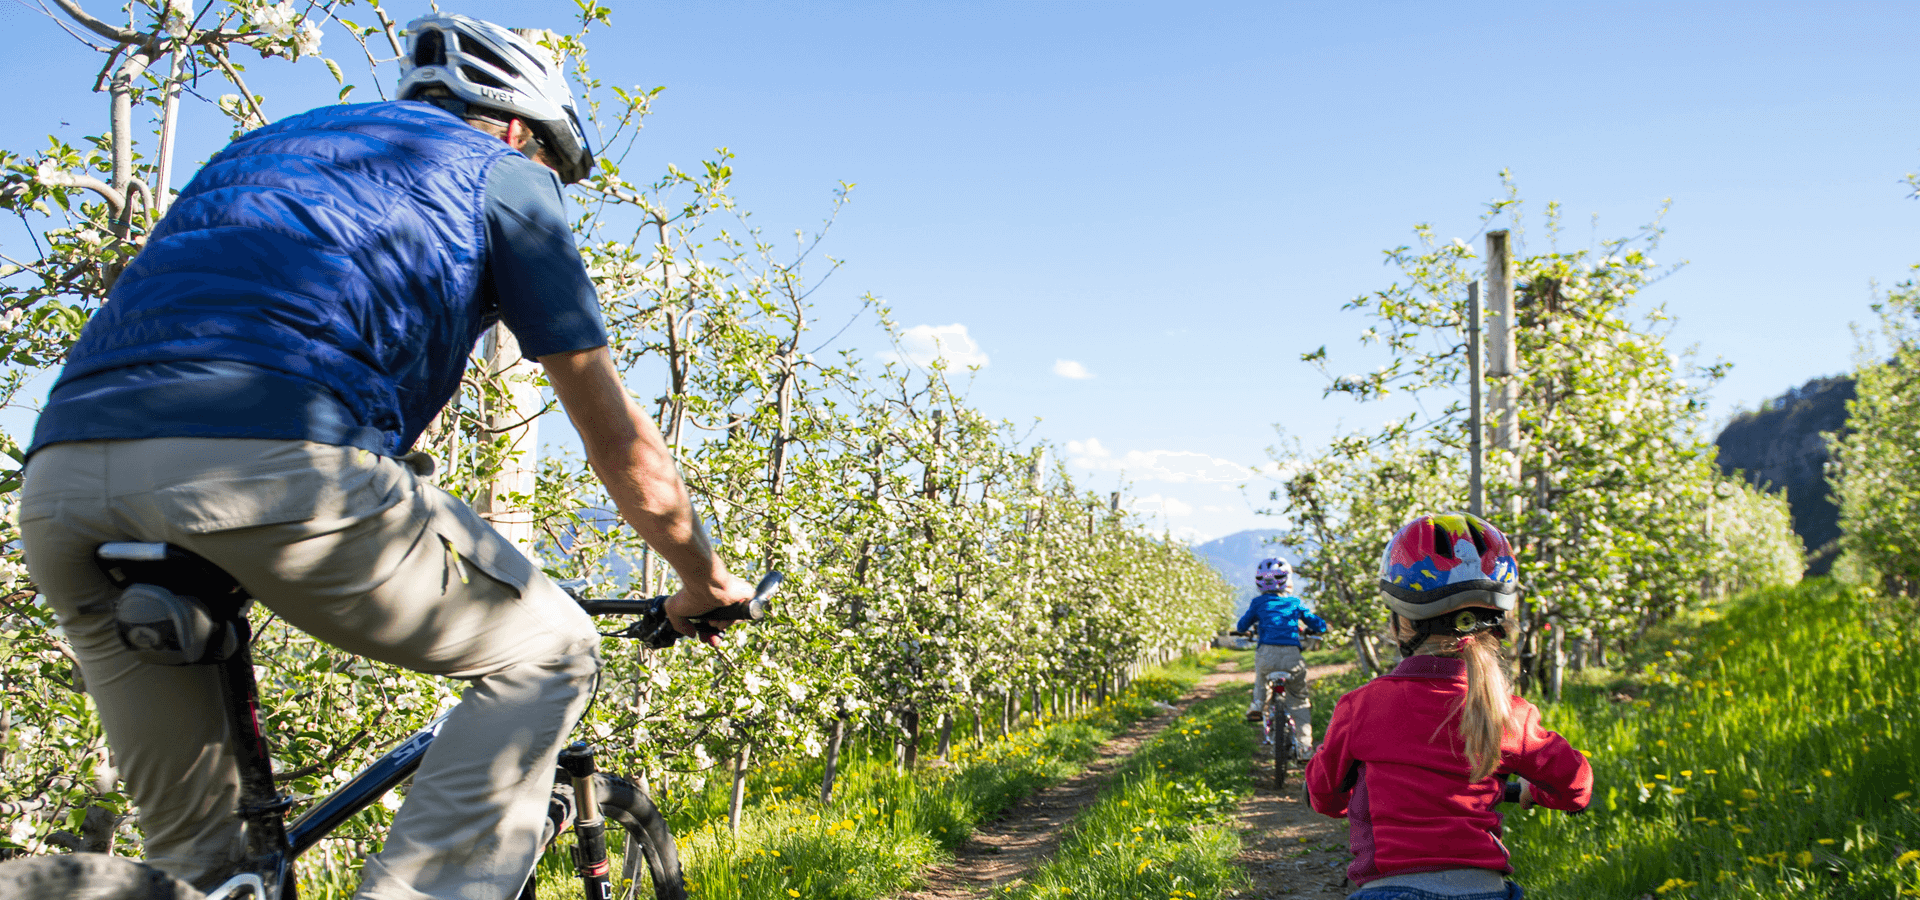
21, 439, 601, 900
1250, 644, 1312, 748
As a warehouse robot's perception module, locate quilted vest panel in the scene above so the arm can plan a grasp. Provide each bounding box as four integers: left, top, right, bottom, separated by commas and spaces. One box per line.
57, 101, 516, 455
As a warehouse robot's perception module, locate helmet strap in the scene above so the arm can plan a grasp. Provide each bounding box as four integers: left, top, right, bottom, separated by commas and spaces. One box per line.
1397, 608, 1508, 658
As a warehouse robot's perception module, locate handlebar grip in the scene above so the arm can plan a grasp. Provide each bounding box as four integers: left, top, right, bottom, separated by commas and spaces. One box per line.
686, 571, 782, 627
1501, 778, 1523, 805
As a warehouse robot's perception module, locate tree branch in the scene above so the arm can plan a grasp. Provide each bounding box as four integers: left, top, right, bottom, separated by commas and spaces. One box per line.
46, 0, 146, 47
36, 170, 126, 219
207, 44, 268, 128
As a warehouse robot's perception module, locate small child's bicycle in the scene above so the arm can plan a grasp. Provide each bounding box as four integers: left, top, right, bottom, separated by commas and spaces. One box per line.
1260, 669, 1310, 788
0, 541, 780, 900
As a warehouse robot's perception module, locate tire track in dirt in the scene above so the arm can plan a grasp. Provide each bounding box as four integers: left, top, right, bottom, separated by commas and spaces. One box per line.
894, 673, 1231, 900
1226, 660, 1357, 900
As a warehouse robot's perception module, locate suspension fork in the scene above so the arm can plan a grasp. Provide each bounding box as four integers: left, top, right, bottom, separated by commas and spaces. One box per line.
559, 743, 614, 900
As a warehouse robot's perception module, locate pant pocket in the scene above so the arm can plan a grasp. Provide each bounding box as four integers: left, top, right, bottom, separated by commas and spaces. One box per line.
421, 484, 533, 597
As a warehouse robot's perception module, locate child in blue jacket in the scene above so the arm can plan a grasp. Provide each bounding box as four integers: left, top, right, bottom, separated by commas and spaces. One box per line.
1237, 557, 1329, 747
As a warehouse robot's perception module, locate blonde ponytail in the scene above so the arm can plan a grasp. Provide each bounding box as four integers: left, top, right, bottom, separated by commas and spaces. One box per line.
1450, 631, 1514, 781
1407, 626, 1516, 781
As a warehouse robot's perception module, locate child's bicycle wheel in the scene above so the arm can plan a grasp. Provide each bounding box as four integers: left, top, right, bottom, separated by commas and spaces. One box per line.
1264, 703, 1292, 788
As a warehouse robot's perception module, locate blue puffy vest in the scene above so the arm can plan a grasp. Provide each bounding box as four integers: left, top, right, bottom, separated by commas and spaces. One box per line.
56, 101, 517, 456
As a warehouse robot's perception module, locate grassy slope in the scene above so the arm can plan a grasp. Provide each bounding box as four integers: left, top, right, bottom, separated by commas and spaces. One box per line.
1506, 580, 1920, 898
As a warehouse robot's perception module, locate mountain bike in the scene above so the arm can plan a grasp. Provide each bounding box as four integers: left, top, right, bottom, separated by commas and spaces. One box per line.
0, 541, 780, 900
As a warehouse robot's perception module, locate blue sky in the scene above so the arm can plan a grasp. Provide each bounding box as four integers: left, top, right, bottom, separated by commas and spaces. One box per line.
3, 0, 1916, 542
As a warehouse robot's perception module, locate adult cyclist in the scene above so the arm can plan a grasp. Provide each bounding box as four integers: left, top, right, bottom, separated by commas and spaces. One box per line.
17, 15, 753, 900
1236, 557, 1328, 751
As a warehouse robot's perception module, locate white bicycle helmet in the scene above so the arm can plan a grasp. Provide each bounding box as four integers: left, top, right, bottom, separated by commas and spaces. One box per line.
398, 14, 595, 184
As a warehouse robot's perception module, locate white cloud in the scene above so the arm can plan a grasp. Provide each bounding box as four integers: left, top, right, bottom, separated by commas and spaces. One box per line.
1065, 438, 1249, 484
1128, 493, 1194, 517
1052, 359, 1093, 380
881, 323, 988, 369
1168, 525, 1209, 543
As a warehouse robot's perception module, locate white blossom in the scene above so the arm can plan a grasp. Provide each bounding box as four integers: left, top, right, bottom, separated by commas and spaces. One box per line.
249, 1, 297, 40
293, 21, 323, 58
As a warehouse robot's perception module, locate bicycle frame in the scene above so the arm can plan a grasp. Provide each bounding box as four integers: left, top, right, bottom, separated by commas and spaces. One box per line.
194, 628, 448, 900
97, 543, 773, 900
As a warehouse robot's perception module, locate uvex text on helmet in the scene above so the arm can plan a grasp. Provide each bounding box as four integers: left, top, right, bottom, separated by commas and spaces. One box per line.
1376, 512, 1519, 622
397, 14, 595, 184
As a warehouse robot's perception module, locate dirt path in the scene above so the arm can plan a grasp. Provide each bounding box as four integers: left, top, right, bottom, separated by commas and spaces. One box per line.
895, 676, 1230, 900
1226, 661, 1356, 900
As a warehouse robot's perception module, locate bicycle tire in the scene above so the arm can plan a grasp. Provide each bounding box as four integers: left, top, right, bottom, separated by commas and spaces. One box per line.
1272, 711, 1292, 789
594, 773, 687, 900
0, 853, 206, 900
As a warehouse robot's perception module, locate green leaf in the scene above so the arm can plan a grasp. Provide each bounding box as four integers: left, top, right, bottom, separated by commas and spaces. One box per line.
324, 58, 343, 85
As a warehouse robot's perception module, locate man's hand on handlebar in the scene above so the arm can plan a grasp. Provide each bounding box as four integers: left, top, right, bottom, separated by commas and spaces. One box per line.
665, 568, 756, 647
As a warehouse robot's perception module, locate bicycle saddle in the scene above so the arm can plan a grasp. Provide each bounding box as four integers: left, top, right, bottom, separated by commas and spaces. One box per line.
94, 542, 253, 667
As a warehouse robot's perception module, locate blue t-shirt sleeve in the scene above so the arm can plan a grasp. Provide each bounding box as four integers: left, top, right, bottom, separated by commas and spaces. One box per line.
482, 155, 609, 358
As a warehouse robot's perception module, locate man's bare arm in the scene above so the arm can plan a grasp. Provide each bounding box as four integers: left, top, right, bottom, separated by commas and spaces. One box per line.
539, 346, 752, 636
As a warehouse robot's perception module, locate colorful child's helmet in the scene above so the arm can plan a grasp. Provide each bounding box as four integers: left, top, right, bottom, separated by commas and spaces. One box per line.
1377, 512, 1519, 622
1254, 557, 1292, 593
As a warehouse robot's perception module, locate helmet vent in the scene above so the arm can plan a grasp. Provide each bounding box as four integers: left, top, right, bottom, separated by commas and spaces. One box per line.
413, 29, 446, 67
1433, 526, 1452, 559
1466, 523, 1489, 555
460, 39, 520, 80
462, 65, 511, 91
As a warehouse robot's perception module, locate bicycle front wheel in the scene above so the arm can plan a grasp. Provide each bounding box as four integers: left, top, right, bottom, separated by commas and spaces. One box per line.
0, 853, 205, 900
595, 773, 687, 900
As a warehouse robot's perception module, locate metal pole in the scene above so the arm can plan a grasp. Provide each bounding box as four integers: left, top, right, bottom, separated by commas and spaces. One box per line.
1485, 230, 1517, 514
1467, 280, 1484, 518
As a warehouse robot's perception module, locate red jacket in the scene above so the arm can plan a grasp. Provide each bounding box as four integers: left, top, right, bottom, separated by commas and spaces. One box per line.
1305, 656, 1593, 885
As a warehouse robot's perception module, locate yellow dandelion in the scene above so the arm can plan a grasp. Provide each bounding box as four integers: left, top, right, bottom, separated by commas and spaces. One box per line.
1797, 851, 1813, 866
1817, 839, 1835, 845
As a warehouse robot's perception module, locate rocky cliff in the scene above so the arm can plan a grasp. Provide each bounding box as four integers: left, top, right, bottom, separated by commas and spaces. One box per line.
1713, 375, 1853, 573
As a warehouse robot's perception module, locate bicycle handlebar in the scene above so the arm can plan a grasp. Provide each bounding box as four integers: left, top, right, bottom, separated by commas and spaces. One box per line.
572, 571, 783, 648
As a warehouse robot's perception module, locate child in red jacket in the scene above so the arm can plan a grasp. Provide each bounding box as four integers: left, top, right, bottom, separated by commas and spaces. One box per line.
1305, 513, 1593, 900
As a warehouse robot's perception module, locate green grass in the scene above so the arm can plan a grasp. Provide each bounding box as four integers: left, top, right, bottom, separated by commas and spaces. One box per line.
522, 652, 1227, 900
1506, 580, 1920, 899
1008, 692, 1255, 900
